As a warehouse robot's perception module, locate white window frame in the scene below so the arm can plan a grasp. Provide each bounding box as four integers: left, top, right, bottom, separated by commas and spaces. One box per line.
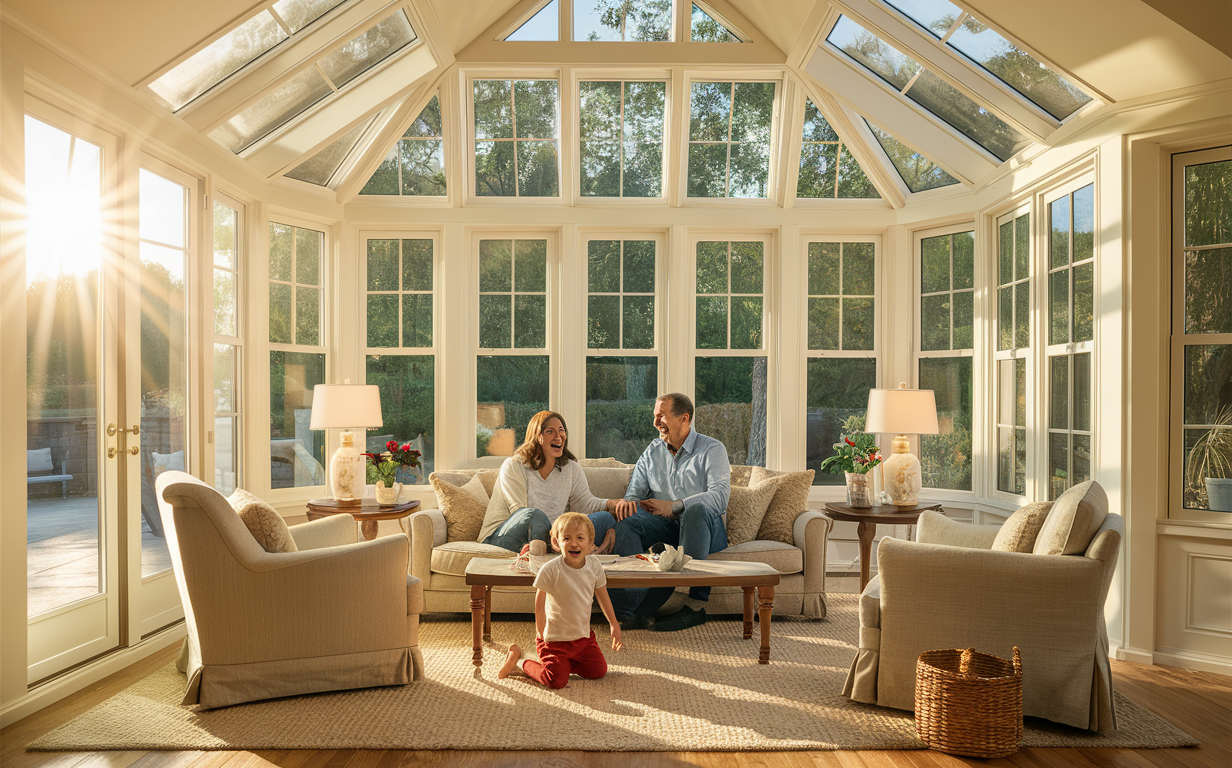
464, 69, 566, 206
570, 69, 672, 206
210, 190, 247, 495
990, 204, 1032, 502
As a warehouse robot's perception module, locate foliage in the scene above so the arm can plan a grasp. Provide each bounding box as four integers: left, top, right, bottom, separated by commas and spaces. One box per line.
585, 0, 672, 41
363, 439, 422, 486
819, 414, 882, 475
1186, 406, 1232, 508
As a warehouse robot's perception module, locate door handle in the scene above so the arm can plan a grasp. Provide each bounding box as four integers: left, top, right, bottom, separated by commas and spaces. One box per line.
106, 423, 140, 436
128, 446, 140, 456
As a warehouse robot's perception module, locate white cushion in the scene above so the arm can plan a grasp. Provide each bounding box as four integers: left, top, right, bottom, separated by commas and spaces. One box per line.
152, 450, 186, 477
709, 540, 803, 574
431, 541, 516, 576
27, 448, 53, 473
581, 465, 634, 502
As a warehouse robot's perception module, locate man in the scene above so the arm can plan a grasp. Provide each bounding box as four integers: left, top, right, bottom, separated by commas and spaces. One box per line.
608, 392, 730, 632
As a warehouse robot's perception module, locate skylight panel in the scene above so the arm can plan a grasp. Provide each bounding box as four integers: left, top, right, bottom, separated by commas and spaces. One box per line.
285, 116, 375, 186
690, 4, 739, 43
827, 16, 919, 90
507, 0, 559, 41
317, 11, 416, 89
882, 0, 962, 38
149, 11, 288, 110
945, 17, 1092, 120
865, 119, 958, 193
688, 81, 774, 198
579, 80, 666, 196
575, 0, 672, 42
272, 0, 347, 34
797, 99, 879, 200
210, 68, 333, 153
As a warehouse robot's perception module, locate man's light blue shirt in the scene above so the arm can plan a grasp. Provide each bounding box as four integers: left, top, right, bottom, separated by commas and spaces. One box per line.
625, 428, 731, 517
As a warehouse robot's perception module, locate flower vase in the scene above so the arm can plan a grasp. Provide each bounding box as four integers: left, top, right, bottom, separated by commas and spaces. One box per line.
375, 480, 402, 505
845, 472, 872, 508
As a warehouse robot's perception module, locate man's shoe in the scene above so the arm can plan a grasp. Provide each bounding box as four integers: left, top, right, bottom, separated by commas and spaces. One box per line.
651, 606, 707, 632
619, 614, 652, 632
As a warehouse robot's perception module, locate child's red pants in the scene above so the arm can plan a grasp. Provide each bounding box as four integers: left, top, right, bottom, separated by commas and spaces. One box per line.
523, 630, 608, 689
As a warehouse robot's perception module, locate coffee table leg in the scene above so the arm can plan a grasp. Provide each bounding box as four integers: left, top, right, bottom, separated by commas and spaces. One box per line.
470, 585, 485, 666
758, 585, 774, 664
742, 586, 754, 640
484, 585, 493, 642
360, 519, 379, 541
857, 521, 875, 591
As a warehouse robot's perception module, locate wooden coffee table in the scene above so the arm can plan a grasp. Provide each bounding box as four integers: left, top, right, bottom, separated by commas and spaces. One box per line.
306, 498, 420, 541
824, 501, 942, 590
464, 558, 781, 666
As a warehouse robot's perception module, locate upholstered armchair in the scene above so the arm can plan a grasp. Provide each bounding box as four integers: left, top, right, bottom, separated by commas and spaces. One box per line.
156, 471, 424, 708
842, 481, 1122, 733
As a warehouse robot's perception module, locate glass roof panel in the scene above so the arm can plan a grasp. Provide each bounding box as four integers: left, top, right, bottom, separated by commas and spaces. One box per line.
318, 11, 416, 89
272, 0, 347, 34
575, 0, 672, 41
881, 0, 962, 38
285, 116, 375, 186
946, 17, 1092, 120
507, 0, 559, 41
865, 119, 958, 193
691, 4, 739, 42
904, 68, 1030, 161
210, 68, 333, 153
149, 11, 288, 110
827, 16, 919, 90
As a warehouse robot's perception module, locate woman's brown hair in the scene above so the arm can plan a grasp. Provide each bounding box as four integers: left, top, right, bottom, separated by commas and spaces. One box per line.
515, 410, 577, 471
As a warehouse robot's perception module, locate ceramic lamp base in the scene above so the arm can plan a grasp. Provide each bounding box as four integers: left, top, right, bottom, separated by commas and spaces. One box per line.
329, 431, 366, 505
883, 436, 922, 506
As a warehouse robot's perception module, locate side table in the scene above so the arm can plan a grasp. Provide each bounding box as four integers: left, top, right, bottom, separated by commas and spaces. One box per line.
306, 498, 421, 541
823, 502, 943, 591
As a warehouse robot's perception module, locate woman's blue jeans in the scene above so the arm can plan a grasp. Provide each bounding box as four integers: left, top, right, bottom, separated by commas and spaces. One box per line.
482, 507, 550, 552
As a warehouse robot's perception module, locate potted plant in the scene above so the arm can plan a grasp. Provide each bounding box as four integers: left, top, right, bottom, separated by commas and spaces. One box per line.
1187, 406, 1232, 512
363, 440, 423, 505
819, 416, 883, 508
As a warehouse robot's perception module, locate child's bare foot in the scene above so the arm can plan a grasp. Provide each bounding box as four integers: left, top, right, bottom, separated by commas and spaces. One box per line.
596, 529, 615, 555
529, 540, 547, 556
498, 644, 522, 679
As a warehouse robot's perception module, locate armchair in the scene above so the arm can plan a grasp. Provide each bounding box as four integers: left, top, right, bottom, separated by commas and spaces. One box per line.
842, 507, 1122, 733
156, 471, 423, 708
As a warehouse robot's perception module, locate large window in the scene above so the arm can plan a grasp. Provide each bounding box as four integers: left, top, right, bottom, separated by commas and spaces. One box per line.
473, 79, 560, 197
269, 221, 326, 489
212, 196, 243, 496
995, 208, 1030, 495
360, 95, 446, 196
797, 99, 879, 199
694, 239, 768, 465
1171, 147, 1232, 518
688, 81, 775, 199
804, 240, 878, 485
578, 81, 666, 197
917, 229, 974, 491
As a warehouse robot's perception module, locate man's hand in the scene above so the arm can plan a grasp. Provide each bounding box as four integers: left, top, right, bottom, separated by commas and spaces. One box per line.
611, 627, 623, 652
610, 499, 639, 521
639, 498, 675, 517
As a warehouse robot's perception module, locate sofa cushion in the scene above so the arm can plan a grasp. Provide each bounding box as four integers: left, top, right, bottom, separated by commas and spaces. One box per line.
27, 447, 54, 473
725, 477, 777, 546
729, 464, 754, 488
430, 474, 490, 542
993, 501, 1053, 553
577, 457, 628, 468
581, 465, 634, 502
431, 540, 515, 576
228, 488, 297, 553
751, 467, 815, 544
431, 469, 499, 497
709, 540, 803, 574
1033, 480, 1108, 556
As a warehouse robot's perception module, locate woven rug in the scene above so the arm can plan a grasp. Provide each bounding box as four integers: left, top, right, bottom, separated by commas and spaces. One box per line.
30, 595, 1197, 752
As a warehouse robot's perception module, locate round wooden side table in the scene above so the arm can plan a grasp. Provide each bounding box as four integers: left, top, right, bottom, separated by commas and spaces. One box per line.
823, 502, 943, 591
306, 498, 421, 541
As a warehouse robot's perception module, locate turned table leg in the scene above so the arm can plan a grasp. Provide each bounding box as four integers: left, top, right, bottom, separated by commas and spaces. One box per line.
470, 585, 485, 666
484, 585, 493, 642
742, 586, 754, 640
856, 521, 875, 591
758, 585, 775, 664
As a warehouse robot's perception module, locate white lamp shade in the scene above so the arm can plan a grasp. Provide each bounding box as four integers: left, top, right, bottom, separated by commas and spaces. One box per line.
309, 384, 383, 430
865, 387, 939, 435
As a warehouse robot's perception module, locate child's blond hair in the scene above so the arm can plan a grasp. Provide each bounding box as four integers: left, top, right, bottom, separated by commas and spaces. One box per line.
551, 512, 594, 542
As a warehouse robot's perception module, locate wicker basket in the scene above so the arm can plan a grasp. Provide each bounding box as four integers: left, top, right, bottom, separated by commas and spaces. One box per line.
914, 647, 1023, 758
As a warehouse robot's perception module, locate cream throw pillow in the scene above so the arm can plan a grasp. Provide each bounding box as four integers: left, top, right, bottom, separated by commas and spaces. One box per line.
228, 489, 297, 553
729, 464, 754, 488
582, 465, 634, 502
577, 457, 627, 468
431, 473, 490, 542
1033, 480, 1109, 555
992, 501, 1053, 553
725, 477, 778, 545
751, 467, 816, 545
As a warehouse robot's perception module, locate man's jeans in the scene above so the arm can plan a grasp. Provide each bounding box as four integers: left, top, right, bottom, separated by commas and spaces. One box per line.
482, 507, 550, 552
608, 501, 728, 618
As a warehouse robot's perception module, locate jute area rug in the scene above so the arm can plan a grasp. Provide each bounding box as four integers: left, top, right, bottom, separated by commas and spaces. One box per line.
30, 595, 1196, 752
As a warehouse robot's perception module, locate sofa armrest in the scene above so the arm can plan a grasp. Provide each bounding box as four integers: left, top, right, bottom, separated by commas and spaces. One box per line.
289, 514, 358, 551
916, 510, 1001, 549
793, 509, 831, 610
402, 508, 446, 582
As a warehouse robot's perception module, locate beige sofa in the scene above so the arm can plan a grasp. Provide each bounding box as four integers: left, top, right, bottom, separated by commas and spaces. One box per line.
157, 471, 424, 709
399, 463, 831, 618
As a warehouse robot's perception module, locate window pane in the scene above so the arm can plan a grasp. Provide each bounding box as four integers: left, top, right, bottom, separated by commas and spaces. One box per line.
360, 148, 399, 195
586, 357, 659, 464
920, 294, 950, 351
843, 243, 875, 295
884, 0, 962, 37
580, 141, 620, 196
1050, 194, 1070, 268
367, 238, 398, 290
691, 3, 739, 42
517, 141, 560, 196
732, 82, 774, 143
696, 241, 728, 294
480, 239, 512, 292
588, 295, 620, 348
696, 357, 768, 466
1050, 355, 1069, 430
1015, 357, 1027, 427
731, 297, 763, 349
269, 283, 292, 344
474, 80, 513, 139
478, 295, 511, 348
295, 286, 319, 346
806, 358, 877, 485
690, 82, 731, 141
507, 0, 558, 41
921, 235, 950, 293
149, 11, 288, 110
953, 290, 974, 349
475, 140, 516, 194
514, 80, 559, 139
998, 220, 1013, 285
400, 139, 446, 196
476, 355, 549, 457
1185, 159, 1232, 248
140, 171, 185, 248
405, 95, 443, 138
1074, 184, 1095, 261
1074, 262, 1095, 342
624, 240, 655, 292
1050, 269, 1069, 345
802, 99, 839, 142
919, 356, 972, 490
1185, 248, 1232, 335
575, 0, 671, 41
270, 223, 293, 282
1015, 281, 1030, 348
1074, 352, 1091, 432
835, 145, 881, 199
514, 294, 546, 348
808, 297, 840, 350
210, 68, 332, 153
797, 143, 838, 198
904, 68, 1030, 162
273, 0, 346, 34
269, 351, 326, 489
402, 239, 433, 292
998, 285, 1013, 350
402, 294, 432, 348
1073, 434, 1091, 485
687, 143, 728, 197
623, 295, 655, 349
295, 228, 321, 285
1048, 432, 1069, 500
213, 202, 237, 269
588, 239, 620, 292
827, 16, 919, 90
866, 121, 957, 193
729, 141, 770, 198
580, 81, 621, 137
1183, 345, 1231, 426
730, 241, 763, 293
514, 240, 547, 291
317, 12, 415, 89
214, 416, 239, 496
843, 297, 875, 350
214, 268, 236, 337
809, 242, 840, 295
624, 140, 664, 197
696, 296, 727, 348
367, 294, 398, 347
953, 231, 975, 289
1015, 214, 1030, 280
366, 355, 435, 478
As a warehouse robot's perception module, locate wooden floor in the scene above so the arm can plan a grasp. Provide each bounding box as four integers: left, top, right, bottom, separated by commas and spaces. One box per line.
2, 643, 1228, 768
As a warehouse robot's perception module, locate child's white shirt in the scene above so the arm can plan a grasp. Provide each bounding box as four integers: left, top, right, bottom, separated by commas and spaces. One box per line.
532, 555, 606, 642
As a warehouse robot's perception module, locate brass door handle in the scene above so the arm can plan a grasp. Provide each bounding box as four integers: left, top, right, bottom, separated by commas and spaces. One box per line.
106, 423, 140, 436
128, 446, 140, 455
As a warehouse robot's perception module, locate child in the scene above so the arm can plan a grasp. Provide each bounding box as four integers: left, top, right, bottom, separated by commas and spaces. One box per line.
499, 512, 623, 688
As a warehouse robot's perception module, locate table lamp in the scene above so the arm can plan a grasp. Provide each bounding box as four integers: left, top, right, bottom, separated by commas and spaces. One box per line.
864, 383, 938, 506
310, 381, 383, 506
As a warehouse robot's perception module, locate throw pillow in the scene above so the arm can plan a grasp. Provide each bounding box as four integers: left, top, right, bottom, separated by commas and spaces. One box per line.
725, 477, 778, 545
729, 464, 754, 488
1033, 480, 1108, 556
991, 501, 1053, 553
577, 457, 627, 468
228, 488, 298, 553
152, 450, 186, 477
27, 447, 54, 473
751, 467, 816, 544
431, 473, 490, 542
581, 465, 634, 502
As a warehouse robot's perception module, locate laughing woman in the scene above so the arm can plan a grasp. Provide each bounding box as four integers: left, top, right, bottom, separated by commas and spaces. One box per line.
479, 410, 622, 555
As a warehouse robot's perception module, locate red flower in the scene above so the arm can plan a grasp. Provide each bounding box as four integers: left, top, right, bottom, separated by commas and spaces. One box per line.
386, 440, 398, 451
401, 443, 413, 452
844, 438, 856, 446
